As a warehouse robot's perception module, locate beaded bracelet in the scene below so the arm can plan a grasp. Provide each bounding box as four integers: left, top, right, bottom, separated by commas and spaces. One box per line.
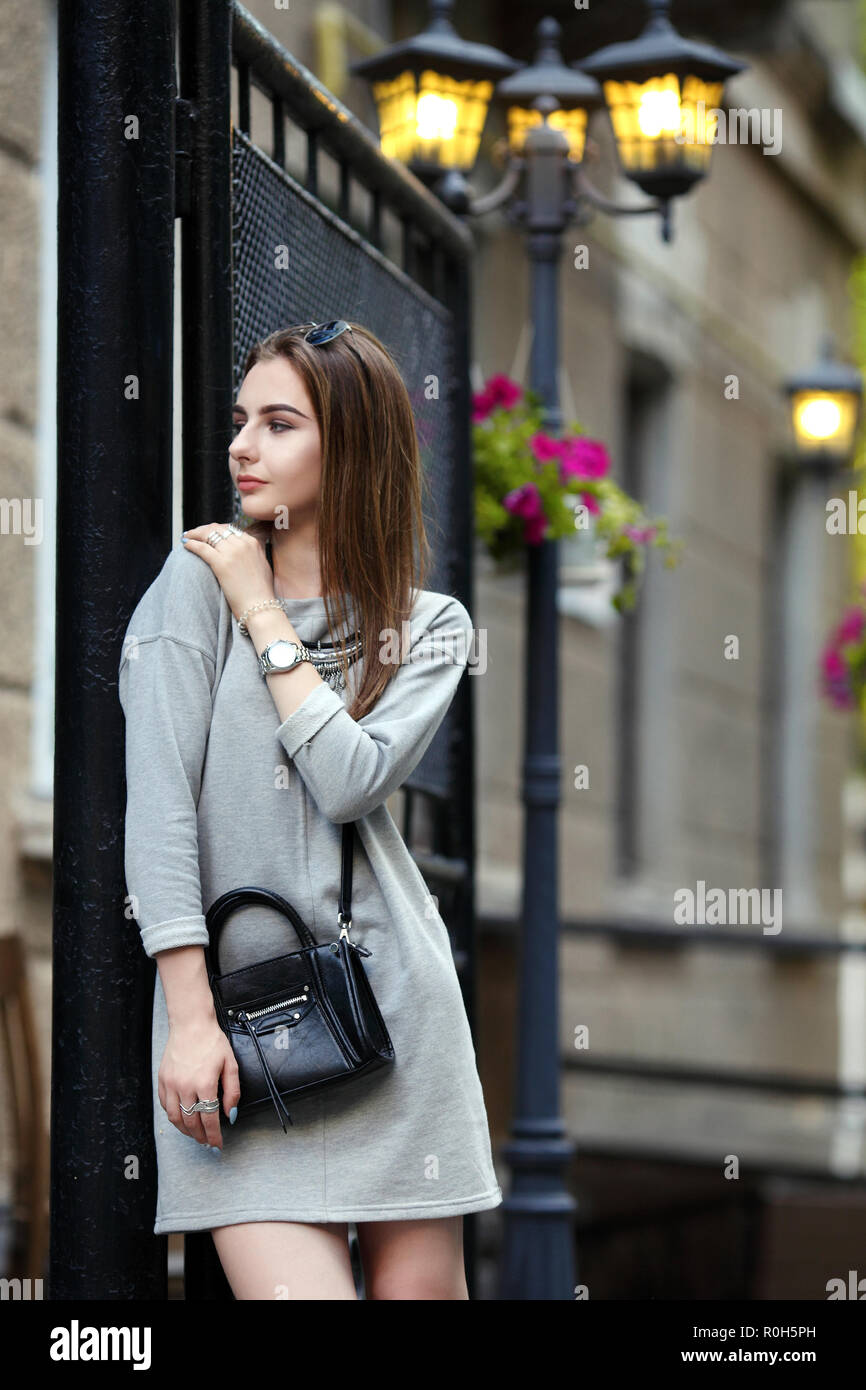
237, 597, 286, 637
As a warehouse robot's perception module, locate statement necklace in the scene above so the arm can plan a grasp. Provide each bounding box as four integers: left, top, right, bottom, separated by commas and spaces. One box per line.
301, 626, 364, 691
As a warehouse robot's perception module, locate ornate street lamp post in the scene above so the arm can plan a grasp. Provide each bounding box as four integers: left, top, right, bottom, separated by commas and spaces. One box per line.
355, 0, 745, 1300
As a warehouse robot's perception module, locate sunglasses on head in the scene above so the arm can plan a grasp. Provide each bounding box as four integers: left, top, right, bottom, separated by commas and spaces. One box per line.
301, 320, 354, 346
298, 319, 373, 385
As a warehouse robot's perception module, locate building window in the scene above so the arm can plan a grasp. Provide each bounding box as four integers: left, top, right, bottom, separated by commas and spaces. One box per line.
614, 351, 673, 882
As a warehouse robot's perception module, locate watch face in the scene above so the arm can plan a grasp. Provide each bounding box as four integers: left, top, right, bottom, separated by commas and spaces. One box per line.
267, 640, 298, 669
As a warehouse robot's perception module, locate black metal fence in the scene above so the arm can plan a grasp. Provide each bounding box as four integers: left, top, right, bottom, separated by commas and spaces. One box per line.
54, 0, 479, 1299
187, 2, 481, 1301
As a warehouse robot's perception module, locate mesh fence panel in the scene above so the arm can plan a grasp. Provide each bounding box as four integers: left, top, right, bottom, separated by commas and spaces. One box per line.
231, 128, 463, 797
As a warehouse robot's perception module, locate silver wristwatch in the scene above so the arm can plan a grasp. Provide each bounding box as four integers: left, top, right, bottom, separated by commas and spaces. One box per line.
258, 638, 312, 678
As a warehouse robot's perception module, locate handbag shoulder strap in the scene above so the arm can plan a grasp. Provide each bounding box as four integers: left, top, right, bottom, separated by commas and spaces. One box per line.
339, 821, 354, 923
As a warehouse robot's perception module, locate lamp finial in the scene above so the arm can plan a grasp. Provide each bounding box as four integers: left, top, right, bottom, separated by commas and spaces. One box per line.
535, 17, 563, 66
427, 0, 457, 36
645, 0, 675, 36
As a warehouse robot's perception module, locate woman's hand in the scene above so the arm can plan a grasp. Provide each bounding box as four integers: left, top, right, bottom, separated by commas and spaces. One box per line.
182, 521, 275, 624
158, 1014, 241, 1150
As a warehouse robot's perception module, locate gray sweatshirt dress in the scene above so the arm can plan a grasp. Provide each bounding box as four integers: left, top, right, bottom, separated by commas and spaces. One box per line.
117, 542, 502, 1233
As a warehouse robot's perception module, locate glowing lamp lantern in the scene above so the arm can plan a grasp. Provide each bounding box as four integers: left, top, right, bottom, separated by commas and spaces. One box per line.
576, 0, 746, 201
494, 17, 603, 166
350, 0, 519, 182
784, 343, 863, 467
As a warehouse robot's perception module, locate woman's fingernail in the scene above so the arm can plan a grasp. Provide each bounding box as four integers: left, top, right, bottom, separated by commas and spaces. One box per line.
229, 1106, 238, 1125
181, 537, 187, 545
208, 1145, 221, 1154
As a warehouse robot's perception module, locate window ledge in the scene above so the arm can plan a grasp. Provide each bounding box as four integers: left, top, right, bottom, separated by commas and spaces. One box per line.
603, 873, 685, 923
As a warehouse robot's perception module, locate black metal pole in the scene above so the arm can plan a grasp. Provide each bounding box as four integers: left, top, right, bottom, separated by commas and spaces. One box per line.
177, 0, 235, 1300
497, 116, 577, 1300
179, 0, 235, 525
52, 0, 177, 1298
442, 247, 482, 1296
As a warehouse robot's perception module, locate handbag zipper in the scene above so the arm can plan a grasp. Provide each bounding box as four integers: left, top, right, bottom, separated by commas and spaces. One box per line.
227, 980, 360, 1068
229, 988, 309, 1021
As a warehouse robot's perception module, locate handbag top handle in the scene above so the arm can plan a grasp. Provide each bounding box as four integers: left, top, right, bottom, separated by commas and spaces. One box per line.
204, 822, 355, 978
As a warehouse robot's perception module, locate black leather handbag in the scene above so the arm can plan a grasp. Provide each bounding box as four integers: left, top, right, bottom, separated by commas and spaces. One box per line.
204, 822, 395, 1131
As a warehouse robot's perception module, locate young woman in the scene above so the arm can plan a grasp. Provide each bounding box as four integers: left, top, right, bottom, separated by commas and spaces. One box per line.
118, 320, 502, 1299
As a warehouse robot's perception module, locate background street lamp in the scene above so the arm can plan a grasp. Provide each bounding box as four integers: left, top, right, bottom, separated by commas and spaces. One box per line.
774, 342, 863, 937
496, 19, 603, 167
354, 0, 746, 1301
783, 340, 864, 471
349, 0, 518, 203
577, 0, 746, 237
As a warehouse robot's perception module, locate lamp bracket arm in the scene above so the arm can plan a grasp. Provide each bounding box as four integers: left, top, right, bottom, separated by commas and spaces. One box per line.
571, 164, 661, 219
466, 159, 524, 217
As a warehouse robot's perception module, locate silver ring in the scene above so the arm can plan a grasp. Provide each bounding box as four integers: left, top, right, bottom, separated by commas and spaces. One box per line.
206, 530, 224, 547
179, 1098, 220, 1115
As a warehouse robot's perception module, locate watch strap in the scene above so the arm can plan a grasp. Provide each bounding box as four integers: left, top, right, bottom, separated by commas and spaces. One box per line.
258, 639, 312, 678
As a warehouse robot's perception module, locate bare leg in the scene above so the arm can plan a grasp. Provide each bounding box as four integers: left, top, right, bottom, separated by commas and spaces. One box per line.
211, 1221, 357, 1300
356, 1216, 468, 1300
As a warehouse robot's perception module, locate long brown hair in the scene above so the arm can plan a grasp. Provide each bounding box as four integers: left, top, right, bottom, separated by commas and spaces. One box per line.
241, 322, 432, 721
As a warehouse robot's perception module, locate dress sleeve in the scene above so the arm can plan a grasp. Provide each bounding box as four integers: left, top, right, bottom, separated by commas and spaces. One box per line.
117, 545, 224, 959
275, 594, 475, 823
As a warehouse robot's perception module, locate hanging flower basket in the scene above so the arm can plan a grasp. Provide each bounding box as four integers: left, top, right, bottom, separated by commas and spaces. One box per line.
472, 374, 682, 612
821, 592, 866, 711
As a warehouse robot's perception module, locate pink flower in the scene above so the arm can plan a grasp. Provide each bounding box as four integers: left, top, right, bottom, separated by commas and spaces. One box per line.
472, 373, 522, 422
559, 437, 610, 480
822, 648, 847, 681
487, 374, 522, 410
837, 608, 865, 644
824, 672, 855, 708
504, 482, 548, 545
529, 432, 563, 463
624, 523, 657, 543
504, 482, 544, 520
581, 491, 601, 517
